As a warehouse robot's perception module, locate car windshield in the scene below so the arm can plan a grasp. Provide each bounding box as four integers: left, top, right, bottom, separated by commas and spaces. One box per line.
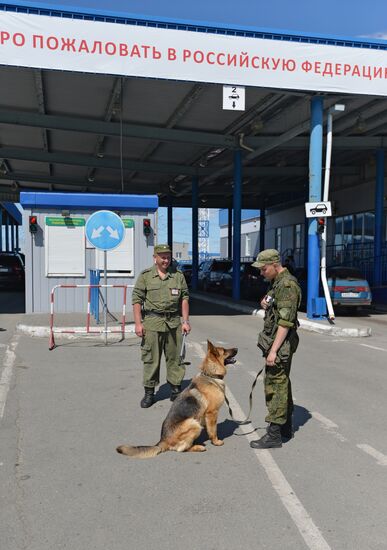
327, 267, 363, 279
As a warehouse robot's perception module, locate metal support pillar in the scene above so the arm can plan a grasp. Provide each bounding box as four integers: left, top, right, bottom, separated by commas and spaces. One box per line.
191, 177, 199, 290
232, 150, 242, 300
307, 96, 324, 319
167, 201, 173, 253
227, 207, 232, 259
16, 223, 19, 251
5, 212, 10, 252
374, 150, 384, 287
0, 209, 2, 252
11, 222, 15, 251
259, 197, 266, 252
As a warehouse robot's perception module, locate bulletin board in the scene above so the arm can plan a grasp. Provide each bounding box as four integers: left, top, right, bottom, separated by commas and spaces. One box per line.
45, 217, 86, 277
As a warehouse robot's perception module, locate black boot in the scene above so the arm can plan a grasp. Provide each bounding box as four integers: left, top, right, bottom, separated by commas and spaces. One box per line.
140, 387, 155, 408
281, 416, 293, 440
169, 384, 182, 402
250, 423, 282, 449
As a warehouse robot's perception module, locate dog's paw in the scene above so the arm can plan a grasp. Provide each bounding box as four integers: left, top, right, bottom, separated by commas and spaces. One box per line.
212, 439, 224, 446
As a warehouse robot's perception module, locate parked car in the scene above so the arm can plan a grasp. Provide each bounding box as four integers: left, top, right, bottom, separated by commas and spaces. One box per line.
295, 266, 372, 310
198, 259, 232, 292
177, 262, 192, 286
0, 251, 25, 290
218, 262, 269, 300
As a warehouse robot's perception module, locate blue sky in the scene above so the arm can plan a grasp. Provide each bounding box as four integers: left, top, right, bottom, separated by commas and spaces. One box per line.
8, 0, 387, 40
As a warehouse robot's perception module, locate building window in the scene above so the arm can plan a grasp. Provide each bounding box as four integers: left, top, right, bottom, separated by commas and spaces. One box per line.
275, 228, 282, 252
175, 252, 182, 259
245, 234, 251, 257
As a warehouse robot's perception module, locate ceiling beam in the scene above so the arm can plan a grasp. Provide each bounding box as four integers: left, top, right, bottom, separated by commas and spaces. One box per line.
0, 110, 237, 149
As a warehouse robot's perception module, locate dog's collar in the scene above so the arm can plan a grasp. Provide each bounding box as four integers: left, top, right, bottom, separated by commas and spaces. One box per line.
200, 372, 224, 381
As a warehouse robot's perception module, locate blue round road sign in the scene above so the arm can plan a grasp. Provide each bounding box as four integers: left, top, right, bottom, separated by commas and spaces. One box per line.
85, 210, 125, 251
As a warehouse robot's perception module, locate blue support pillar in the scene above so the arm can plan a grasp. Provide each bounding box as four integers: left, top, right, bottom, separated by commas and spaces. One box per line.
232, 150, 242, 300
228, 207, 232, 259
5, 212, 10, 252
191, 177, 199, 290
0, 209, 2, 252
167, 201, 173, 253
374, 150, 384, 287
307, 96, 324, 319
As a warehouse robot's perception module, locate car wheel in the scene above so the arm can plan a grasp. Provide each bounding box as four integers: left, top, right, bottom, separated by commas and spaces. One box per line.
311, 209, 316, 215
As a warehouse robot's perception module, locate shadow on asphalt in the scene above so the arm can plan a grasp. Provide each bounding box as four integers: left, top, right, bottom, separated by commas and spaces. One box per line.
293, 404, 313, 435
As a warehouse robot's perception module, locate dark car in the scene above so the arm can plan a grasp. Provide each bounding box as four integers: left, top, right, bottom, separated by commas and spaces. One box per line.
219, 262, 269, 300
177, 262, 192, 286
0, 252, 25, 290
198, 259, 232, 292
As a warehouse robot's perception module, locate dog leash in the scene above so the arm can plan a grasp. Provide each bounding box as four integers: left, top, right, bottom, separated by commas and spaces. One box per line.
224, 366, 264, 425
179, 332, 187, 365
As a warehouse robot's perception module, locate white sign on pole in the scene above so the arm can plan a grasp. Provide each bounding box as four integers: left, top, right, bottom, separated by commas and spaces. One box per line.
305, 201, 332, 218
223, 85, 245, 111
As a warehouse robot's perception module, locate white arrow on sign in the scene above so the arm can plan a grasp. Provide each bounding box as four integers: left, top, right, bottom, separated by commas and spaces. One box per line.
91, 225, 104, 238
106, 226, 119, 239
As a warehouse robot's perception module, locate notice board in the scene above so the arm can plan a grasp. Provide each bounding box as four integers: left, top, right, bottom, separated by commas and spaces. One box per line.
45, 217, 86, 277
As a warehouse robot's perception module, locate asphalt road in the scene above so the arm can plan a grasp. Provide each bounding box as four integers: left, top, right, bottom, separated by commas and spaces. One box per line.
1, 298, 387, 550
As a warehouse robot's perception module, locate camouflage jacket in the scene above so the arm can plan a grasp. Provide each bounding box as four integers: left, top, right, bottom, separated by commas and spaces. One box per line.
258, 268, 301, 355
132, 265, 189, 331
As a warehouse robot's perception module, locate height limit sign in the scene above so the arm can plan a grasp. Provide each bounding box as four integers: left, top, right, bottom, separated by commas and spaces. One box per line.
223, 85, 245, 111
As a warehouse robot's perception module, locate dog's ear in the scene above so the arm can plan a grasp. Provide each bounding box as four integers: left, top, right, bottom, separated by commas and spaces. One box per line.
207, 340, 219, 356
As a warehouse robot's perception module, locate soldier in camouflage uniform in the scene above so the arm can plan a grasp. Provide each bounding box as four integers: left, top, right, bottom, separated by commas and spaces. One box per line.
132, 244, 191, 408
250, 249, 301, 449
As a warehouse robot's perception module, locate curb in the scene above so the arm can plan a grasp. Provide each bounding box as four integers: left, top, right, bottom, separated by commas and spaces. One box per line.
190, 292, 372, 338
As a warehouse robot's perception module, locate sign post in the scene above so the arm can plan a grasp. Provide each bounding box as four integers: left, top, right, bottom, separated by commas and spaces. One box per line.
85, 210, 125, 344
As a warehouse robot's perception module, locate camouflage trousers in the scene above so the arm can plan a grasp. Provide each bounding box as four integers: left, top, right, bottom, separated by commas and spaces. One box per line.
264, 355, 293, 425
140, 328, 185, 388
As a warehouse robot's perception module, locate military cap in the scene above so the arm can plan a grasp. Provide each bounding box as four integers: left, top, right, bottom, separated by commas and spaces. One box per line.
252, 249, 281, 268
154, 244, 172, 254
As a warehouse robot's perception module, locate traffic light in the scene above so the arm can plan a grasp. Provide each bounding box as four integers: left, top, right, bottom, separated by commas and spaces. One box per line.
29, 215, 38, 233
317, 217, 325, 235
143, 218, 151, 237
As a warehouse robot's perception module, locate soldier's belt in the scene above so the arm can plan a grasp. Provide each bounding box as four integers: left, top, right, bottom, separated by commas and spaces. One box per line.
144, 310, 179, 320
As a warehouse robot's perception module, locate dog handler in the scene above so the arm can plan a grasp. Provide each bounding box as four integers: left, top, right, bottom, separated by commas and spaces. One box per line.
132, 244, 191, 408
250, 249, 301, 449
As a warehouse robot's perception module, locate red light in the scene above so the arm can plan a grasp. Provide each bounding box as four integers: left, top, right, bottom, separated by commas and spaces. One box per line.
30, 216, 37, 224
143, 219, 151, 226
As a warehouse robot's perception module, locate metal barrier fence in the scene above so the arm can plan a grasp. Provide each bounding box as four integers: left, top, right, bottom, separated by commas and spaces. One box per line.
49, 284, 133, 350
89, 269, 101, 323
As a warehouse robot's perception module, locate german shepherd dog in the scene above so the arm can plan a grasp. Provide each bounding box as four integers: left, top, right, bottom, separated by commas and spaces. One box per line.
116, 341, 238, 458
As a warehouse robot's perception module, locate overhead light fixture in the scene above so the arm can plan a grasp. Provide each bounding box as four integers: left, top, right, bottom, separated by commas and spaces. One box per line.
250, 117, 264, 134
88, 175, 95, 183
96, 151, 104, 159
355, 114, 366, 133
329, 103, 345, 114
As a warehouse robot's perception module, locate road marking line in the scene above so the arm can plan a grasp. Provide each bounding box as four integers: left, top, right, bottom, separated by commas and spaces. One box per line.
193, 340, 331, 550
311, 412, 348, 442
248, 370, 263, 381
0, 335, 20, 422
359, 343, 387, 352
357, 444, 387, 466
311, 412, 338, 430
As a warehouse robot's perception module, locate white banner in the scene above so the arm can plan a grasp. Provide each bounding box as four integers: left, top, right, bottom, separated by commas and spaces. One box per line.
1, 11, 387, 95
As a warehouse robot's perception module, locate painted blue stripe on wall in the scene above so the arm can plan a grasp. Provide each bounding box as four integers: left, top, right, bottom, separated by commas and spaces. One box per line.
19, 192, 158, 211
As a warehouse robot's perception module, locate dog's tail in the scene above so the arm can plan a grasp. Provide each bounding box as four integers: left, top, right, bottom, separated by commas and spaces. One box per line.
116, 443, 164, 459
